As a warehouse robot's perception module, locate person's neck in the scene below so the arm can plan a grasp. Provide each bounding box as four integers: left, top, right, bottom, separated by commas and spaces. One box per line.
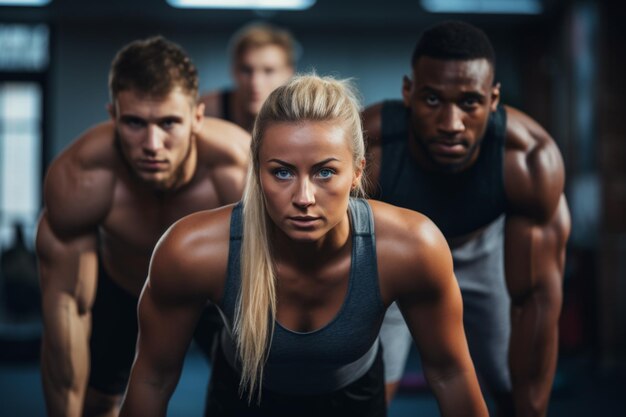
169, 139, 198, 191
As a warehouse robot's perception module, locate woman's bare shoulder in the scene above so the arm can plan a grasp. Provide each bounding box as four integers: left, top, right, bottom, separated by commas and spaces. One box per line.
368, 199, 454, 297
148, 204, 236, 303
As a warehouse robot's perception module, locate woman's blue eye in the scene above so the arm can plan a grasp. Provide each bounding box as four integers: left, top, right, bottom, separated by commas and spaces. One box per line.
317, 168, 334, 179
274, 168, 292, 179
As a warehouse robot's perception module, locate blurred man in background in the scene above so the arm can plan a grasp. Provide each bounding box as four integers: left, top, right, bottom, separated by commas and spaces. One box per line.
200, 22, 296, 132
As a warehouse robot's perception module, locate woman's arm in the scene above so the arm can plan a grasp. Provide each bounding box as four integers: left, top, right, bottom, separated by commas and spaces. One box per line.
120, 209, 230, 417
377, 203, 488, 417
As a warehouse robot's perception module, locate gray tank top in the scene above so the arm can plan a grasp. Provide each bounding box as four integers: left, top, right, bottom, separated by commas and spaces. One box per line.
218, 198, 386, 394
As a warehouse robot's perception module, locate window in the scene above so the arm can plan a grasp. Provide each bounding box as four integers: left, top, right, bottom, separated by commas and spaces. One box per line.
0, 24, 48, 248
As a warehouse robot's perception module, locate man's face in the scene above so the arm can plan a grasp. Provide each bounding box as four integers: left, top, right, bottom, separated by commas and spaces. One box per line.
402, 57, 500, 172
233, 45, 294, 115
110, 87, 204, 190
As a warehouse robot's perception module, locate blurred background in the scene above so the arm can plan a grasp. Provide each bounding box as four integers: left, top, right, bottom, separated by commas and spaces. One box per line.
0, 0, 624, 415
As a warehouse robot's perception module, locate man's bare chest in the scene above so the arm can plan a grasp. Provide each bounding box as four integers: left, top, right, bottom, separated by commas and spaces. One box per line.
100, 178, 221, 253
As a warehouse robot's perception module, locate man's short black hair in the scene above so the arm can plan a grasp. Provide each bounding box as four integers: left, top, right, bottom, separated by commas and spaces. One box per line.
411, 20, 495, 68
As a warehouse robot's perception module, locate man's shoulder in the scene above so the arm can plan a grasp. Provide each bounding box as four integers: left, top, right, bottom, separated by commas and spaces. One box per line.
43, 121, 120, 235
503, 105, 554, 152
196, 117, 250, 168
362, 102, 382, 147
51, 121, 120, 174
502, 106, 565, 221
199, 90, 225, 118
363, 100, 406, 146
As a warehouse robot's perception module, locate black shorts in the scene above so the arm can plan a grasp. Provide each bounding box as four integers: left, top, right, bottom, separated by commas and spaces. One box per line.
88, 262, 223, 395
204, 341, 387, 417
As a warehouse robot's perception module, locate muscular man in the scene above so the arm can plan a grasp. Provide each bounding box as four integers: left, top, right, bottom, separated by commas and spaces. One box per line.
364, 21, 571, 416
200, 23, 296, 132
36, 36, 249, 417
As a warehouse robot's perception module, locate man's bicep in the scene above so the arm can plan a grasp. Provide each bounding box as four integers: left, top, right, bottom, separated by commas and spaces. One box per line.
37, 211, 99, 309
504, 197, 570, 303
43, 154, 113, 236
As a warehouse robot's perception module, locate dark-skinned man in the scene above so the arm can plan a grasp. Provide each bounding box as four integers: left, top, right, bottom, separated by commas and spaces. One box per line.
365, 21, 570, 417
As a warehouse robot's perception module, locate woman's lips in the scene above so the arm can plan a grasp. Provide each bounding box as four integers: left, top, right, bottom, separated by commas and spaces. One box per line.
288, 216, 321, 227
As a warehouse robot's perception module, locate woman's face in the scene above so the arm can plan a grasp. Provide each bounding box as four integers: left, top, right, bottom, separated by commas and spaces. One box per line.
258, 120, 361, 243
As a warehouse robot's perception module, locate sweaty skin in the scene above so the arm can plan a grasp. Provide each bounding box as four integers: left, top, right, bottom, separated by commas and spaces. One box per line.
119, 120, 488, 417
36, 88, 250, 417
363, 57, 571, 416
200, 45, 294, 132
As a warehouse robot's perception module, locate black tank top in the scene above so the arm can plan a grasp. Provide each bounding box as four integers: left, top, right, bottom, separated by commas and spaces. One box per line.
220, 89, 234, 123
218, 199, 386, 394
376, 100, 507, 238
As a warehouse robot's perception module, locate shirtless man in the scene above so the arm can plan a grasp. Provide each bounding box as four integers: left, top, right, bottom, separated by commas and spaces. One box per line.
364, 21, 571, 416
200, 23, 296, 132
36, 36, 249, 417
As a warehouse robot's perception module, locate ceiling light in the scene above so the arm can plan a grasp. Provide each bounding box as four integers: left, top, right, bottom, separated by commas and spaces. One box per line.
167, 0, 316, 10
0, 0, 51, 6
421, 0, 542, 15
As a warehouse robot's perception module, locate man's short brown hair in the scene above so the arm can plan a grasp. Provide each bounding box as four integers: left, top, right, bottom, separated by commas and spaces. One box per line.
109, 36, 199, 102
230, 23, 296, 67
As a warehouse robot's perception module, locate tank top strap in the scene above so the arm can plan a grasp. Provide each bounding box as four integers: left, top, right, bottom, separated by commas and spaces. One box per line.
348, 198, 374, 236
223, 199, 382, 322
488, 104, 507, 143
221, 89, 233, 123
229, 201, 243, 240
347, 198, 382, 310
381, 100, 409, 140
220, 202, 243, 315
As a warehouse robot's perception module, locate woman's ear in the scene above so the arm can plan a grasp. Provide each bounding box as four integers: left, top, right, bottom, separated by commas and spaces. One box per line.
352, 158, 366, 190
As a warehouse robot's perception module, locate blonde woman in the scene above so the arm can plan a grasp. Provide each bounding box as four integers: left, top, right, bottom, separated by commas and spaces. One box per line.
120, 75, 488, 417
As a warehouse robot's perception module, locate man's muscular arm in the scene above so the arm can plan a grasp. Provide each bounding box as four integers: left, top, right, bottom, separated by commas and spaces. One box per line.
37, 214, 98, 417
503, 107, 571, 417
36, 125, 115, 417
